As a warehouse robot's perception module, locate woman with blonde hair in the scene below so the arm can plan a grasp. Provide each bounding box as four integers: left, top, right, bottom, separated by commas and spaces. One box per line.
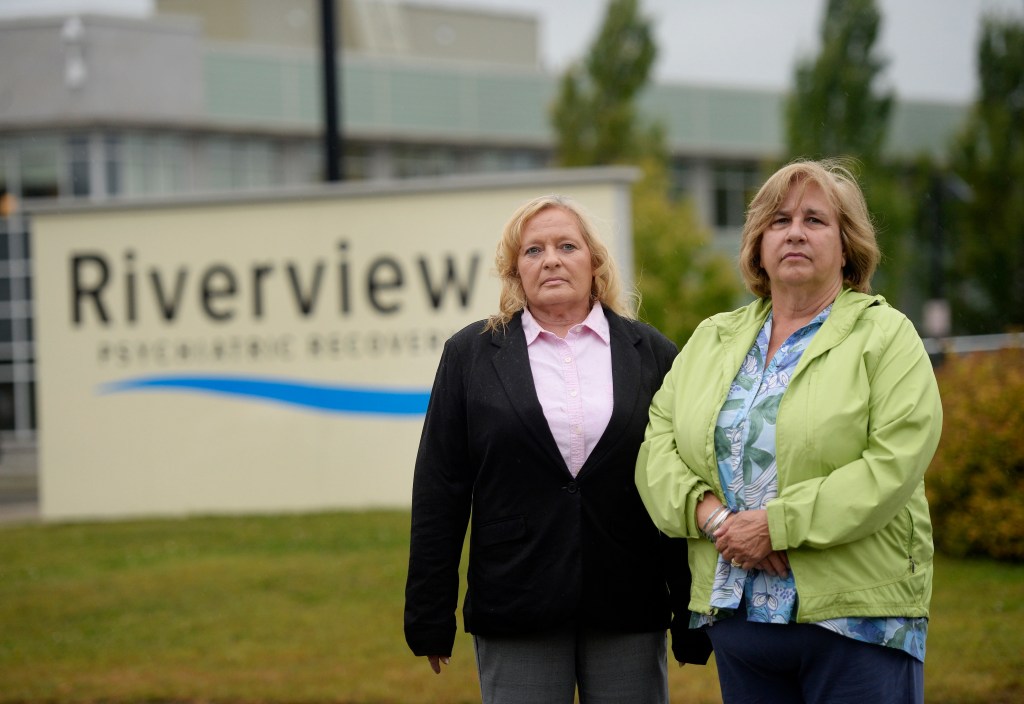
406, 194, 711, 703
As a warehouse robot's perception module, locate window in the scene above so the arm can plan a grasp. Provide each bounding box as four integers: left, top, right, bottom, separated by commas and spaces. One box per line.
473, 148, 547, 175
121, 132, 190, 196
105, 133, 122, 196
204, 135, 282, 191
19, 136, 60, 200
713, 163, 762, 229
669, 159, 693, 201
394, 145, 456, 179
0, 216, 35, 436
0, 381, 15, 431
69, 134, 90, 197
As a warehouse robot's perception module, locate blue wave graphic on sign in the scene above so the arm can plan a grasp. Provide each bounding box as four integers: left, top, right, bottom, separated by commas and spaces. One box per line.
100, 375, 430, 416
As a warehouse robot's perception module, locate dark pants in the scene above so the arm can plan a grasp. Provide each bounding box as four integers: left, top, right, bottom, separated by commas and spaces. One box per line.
707, 613, 924, 704
473, 627, 668, 704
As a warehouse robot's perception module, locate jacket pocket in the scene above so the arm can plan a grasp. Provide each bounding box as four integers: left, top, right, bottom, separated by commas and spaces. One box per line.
476, 515, 527, 547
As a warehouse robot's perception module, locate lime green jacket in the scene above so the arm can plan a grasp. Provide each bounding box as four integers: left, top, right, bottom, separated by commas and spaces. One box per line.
635, 289, 943, 622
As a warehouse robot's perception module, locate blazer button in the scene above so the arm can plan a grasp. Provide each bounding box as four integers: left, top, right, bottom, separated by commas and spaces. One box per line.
564, 481, 579, 494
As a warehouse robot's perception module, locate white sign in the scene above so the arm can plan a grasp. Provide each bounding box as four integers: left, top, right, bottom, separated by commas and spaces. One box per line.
32, 168, 637, 519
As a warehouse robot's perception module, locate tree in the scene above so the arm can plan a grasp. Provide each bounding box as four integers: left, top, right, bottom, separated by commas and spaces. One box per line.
552, 0, 659, 166
786, 0, 892, 166
551, 0, 739, 344
785, 0, 914, 307
948, 15, 1024, 334
632, 159, 739, 344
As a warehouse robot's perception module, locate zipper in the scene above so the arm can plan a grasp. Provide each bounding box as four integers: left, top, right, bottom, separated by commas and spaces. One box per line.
905, 506, 916, 573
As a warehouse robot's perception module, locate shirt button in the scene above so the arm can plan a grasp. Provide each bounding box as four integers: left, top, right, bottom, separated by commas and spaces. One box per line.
570, 390, 578, 397
564, 356, 572, 363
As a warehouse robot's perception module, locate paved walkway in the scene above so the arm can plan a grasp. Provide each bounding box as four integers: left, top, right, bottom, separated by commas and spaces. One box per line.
0, 500, 39, 524
0, 445, 40, 524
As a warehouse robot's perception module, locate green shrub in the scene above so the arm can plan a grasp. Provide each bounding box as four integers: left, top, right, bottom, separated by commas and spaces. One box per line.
927, 347, 1024, 561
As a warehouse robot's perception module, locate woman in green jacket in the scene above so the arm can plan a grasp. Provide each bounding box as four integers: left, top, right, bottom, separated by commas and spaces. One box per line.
635, 159, 942, 704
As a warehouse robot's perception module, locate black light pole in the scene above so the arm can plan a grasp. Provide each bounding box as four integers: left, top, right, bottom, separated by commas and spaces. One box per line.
320, 0, 343, 181
923, 172, 972, 342
927, 173, 945, 303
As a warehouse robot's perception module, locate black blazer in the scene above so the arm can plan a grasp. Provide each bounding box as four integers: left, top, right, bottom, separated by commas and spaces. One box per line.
404, 309, 712, 664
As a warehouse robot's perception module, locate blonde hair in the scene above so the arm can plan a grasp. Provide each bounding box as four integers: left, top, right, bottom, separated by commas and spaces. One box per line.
739, 158, 880, 299
485, 194, 630, 331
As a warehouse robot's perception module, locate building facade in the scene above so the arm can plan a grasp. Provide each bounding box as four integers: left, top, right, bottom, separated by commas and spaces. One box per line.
0, 0, 969, 447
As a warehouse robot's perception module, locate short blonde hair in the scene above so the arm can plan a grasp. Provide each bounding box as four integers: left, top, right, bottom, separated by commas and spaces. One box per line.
739, 159, 880, 299
485, 194, 629, 331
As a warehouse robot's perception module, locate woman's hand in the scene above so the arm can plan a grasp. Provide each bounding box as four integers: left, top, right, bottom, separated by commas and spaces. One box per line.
427, 655, 450, 674
714, 509, 774, 569
697, 498, 788, 575
754, 550, 790, 577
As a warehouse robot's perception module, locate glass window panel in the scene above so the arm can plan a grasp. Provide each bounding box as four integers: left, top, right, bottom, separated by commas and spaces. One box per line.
105, 133, 122, 196
244, 140, 273, 188
207, 137, 234, 191
9, 274, 30, 301
0, 382, 13, 431
155, 134, 188, 193
120, 133, 144, 196
19, 136, 59, 188
713, 163, 761, 229
714, 187, 732, 228
669, 159, 692, 200
69, 134, 90, 197
291, 141, 321, 184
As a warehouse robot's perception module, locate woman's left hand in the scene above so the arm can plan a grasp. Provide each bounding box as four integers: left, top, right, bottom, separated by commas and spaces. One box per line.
714, 509, 773, 569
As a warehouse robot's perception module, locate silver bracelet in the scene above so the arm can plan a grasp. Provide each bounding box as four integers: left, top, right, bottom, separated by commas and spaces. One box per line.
702, 506, 734, 542
701, 505, 730, 535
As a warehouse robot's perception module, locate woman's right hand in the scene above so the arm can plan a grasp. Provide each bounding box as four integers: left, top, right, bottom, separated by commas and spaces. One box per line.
754, 550, 790, 577
427, 655, 450, 674
697, 494, 789, 576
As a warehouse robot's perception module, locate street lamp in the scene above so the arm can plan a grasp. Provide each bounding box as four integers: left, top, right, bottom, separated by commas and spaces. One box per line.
319, 0, 343, 182
923, 172, 973, 339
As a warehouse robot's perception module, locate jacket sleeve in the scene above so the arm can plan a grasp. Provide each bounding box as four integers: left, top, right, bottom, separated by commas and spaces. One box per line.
767, 314, 943, 549
404, 336, 474, 657
635, 341, 716, 539
640, 325, 714, 664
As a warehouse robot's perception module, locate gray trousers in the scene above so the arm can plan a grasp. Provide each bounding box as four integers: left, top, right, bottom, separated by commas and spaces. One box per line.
473, 627, 668, 704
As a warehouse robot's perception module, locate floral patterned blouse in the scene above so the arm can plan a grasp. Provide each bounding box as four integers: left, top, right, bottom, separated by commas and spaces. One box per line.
692, 305, 928, 662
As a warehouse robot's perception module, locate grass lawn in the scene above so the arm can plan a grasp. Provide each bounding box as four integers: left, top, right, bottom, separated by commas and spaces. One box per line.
0, 510, 1020, 703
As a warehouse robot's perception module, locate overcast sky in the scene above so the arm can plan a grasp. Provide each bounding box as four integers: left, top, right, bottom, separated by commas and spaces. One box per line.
2, 0, 1022, 103
407, 0, 1024, 103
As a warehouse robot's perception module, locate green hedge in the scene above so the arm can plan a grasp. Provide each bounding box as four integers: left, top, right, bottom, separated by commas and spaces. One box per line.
927, 347, 1024, 561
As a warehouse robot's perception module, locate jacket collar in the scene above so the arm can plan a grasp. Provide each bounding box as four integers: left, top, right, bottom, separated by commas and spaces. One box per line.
711, 288, 886, 340
488, 308, 646, 479
708, 288, 887, 374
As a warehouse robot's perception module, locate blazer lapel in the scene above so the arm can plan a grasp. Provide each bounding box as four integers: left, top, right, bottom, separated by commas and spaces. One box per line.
580, 311, 643, 475
491, 313, 568, 473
